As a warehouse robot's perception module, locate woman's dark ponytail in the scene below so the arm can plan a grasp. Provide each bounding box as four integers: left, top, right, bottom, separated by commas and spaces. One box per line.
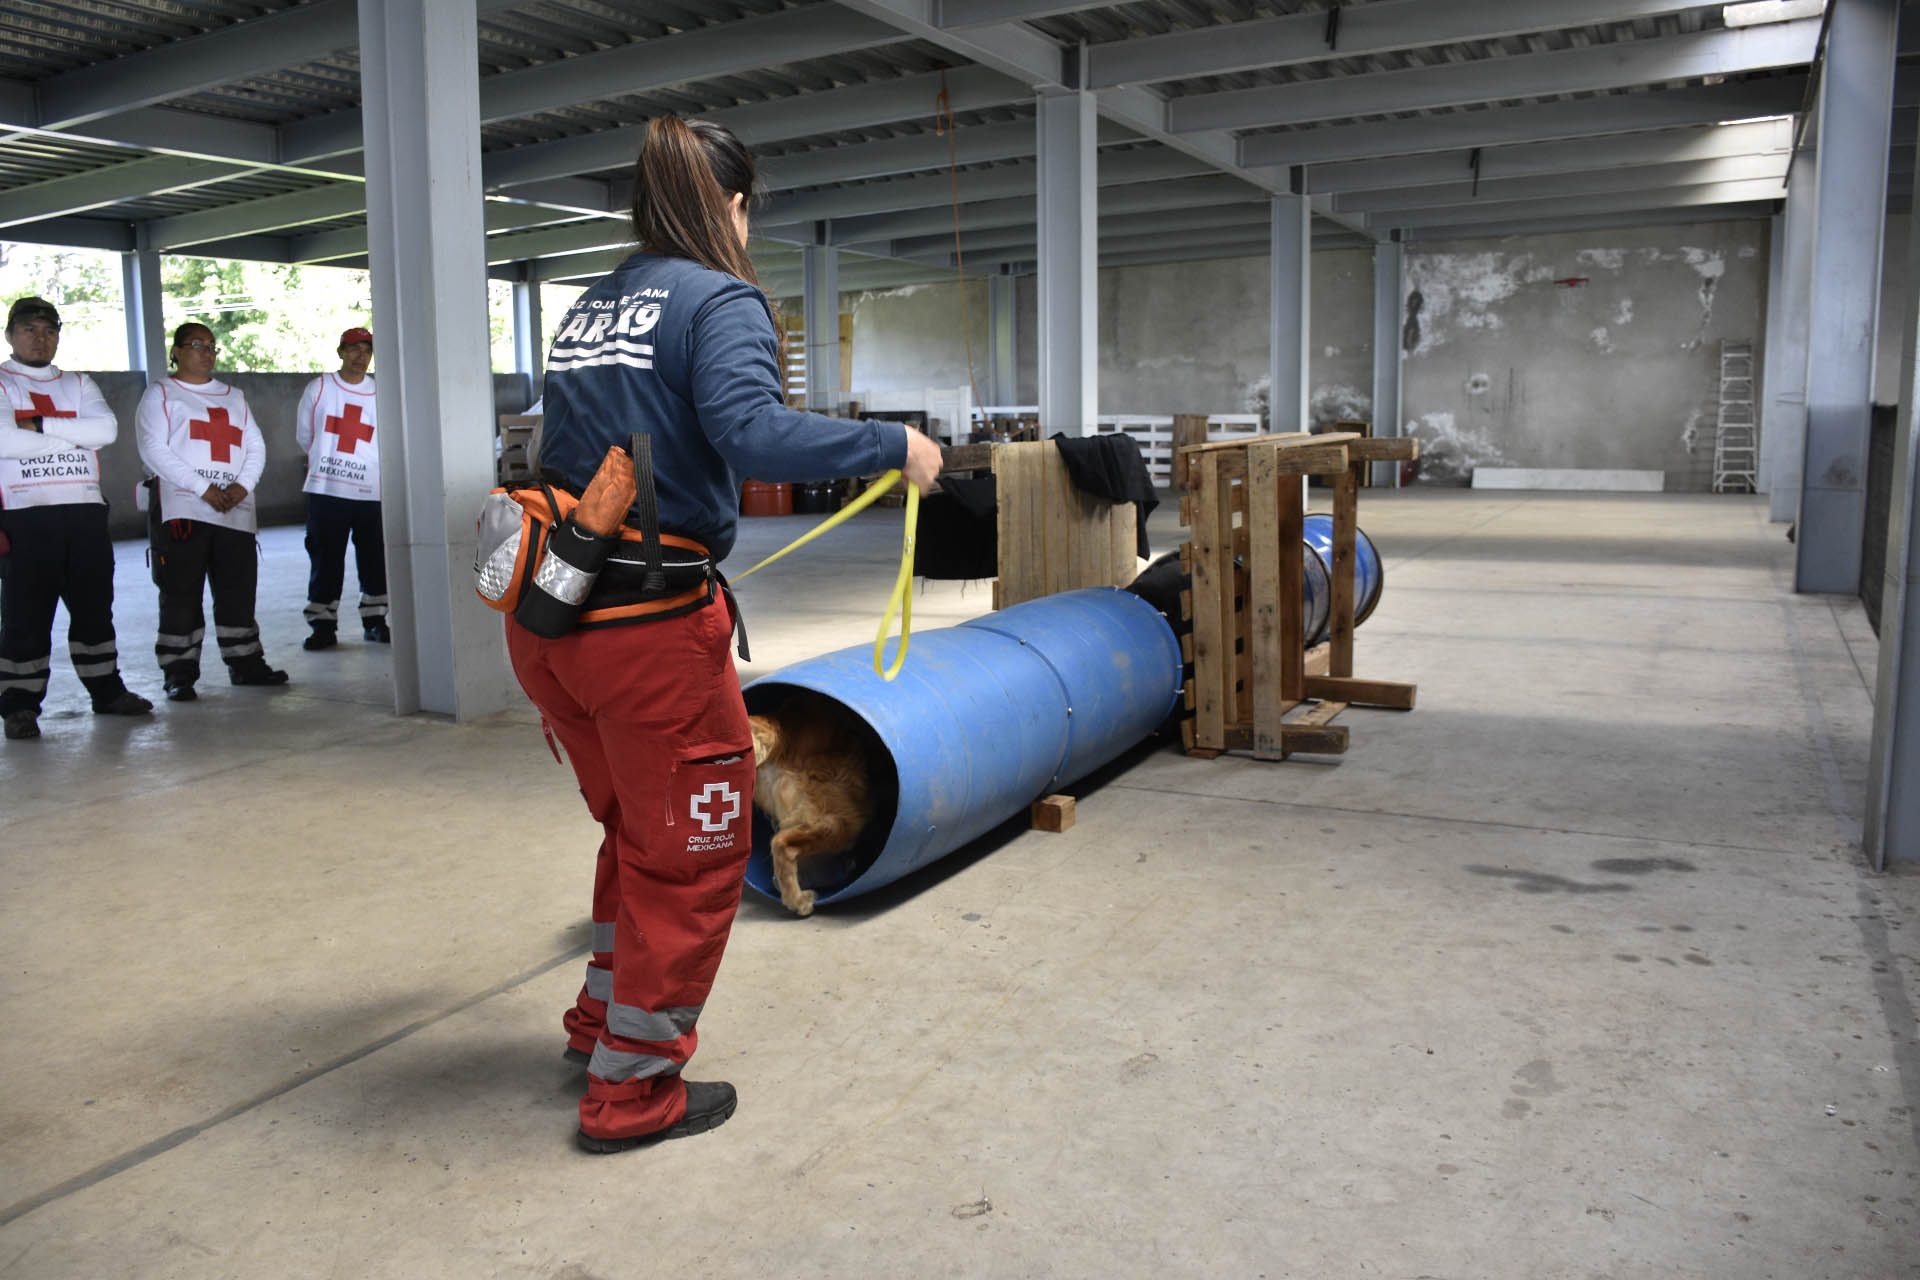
631, 116, 763, 289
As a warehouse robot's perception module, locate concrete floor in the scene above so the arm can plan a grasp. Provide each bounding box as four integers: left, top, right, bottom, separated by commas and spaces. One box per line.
2, 490, 1917, 1279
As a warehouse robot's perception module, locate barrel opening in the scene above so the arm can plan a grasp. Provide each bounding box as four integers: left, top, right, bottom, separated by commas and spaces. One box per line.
742, 681, 902, 902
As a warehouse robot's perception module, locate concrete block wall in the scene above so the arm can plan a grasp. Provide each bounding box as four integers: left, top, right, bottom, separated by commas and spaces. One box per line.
825, 216, 1771, 490
71, 371, 534, 539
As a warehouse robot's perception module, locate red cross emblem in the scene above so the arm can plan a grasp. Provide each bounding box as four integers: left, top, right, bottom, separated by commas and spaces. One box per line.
324, 402, 374, 454
13, 392, 75, 426
189, 407, 244, 462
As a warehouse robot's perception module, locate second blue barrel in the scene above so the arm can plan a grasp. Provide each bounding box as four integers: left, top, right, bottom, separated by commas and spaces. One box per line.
1301, 512, 1383, 641
741, 588, 1183, 907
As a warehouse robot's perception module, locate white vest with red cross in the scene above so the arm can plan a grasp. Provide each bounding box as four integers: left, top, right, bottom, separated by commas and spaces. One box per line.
299, 373, 380, 501
0, 364, 104, 509
146, 379, 263, 533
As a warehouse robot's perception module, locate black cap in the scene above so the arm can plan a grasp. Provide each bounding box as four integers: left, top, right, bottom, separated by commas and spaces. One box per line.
7, 296, 60, 331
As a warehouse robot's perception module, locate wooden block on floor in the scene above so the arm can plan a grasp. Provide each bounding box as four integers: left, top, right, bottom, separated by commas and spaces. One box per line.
1304, 675, 1417, 710
1031, 794, 1076, 832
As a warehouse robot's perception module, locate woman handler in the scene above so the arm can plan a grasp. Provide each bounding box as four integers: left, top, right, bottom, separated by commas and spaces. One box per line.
510, 115, 942, 1154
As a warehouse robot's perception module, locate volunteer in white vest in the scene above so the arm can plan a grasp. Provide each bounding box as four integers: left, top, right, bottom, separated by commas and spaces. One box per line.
135, 321, 288, 701
294, 326, 388, 649
0, 296, 153, 740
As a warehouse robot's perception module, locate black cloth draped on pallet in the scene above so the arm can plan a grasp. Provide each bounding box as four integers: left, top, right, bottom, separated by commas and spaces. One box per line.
1049, 432, 1158, 559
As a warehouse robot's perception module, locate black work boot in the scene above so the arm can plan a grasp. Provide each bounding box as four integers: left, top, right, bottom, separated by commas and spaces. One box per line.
302, 625, 337, 651
575, 1081, 737, 1154
363, 620, 391, 644
92, 688, 154, 716
3, 710, 39, 740
229, 656, 289, 687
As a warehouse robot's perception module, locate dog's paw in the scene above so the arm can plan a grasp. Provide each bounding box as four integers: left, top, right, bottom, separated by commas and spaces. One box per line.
786, 890, 816, 918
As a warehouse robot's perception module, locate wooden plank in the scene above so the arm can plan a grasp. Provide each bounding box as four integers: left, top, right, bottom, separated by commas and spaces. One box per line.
1289, 698, 1349, 727
1111, 501, 1135, 586
941, 442, 994, 472
1188, 452, 1229, 751
1277, 456, 1305, 703
1279, 721, 1349, 757
994, 442, 1043, 609
1330, 467, 1359, 677
1305, 675, 1417, 710
1344, 437, 1419, 463
1246, 441, 1285, 760
1179, 431, 1311, 457
1042, 441, 1070, 598
1171, 414, 1209, 491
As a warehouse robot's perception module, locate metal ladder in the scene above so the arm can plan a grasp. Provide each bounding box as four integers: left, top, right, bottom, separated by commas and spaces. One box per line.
1712, 339, 1758, 493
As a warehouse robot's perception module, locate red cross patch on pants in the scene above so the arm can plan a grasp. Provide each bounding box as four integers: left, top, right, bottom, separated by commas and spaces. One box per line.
506, 594, 754, 1140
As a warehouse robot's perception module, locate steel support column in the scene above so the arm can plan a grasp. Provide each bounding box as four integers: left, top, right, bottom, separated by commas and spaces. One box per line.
1796, 0, 1898, 592
803, 241, 840, 410
1036, 90, 1096, 434
988, 269, 1017, 407
511, 275, 544, 398
1268, 191, 1309, 433
1865, 129, 1920, 867
1370, 236, 1404, 487
120, 246, 165, 376
1764, 158, 1816, 519
359, 0, 513, 717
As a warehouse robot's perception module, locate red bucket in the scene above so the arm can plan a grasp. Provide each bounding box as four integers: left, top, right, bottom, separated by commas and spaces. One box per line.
740, 480, 793, 517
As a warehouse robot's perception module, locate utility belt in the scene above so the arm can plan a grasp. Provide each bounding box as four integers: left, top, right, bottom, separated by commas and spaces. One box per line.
474, 434, 748, 657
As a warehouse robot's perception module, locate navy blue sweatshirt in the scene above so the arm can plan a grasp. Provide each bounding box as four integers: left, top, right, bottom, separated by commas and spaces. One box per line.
539, 251, 909, 564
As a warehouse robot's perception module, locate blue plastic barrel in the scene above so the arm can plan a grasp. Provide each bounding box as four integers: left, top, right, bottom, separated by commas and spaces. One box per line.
742, 588, 1183, 906
1301, 513, 1382, 638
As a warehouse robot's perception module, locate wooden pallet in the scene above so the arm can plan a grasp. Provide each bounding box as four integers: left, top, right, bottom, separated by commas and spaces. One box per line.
991, 440, 1138, 610
1176, 433, 1419, 760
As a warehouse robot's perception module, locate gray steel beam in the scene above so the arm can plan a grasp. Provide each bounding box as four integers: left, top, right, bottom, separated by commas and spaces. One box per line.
1336, 153, 1791, 214
760, 258, 979, 298
290, 201, 598, 264
1371, 239, 1404, 487
1305, 118, 1795, 196
1037, 92, 1096, 435
1271, 193, 1310, 433
885, 202, 1277, 258
512, 276, 544, 390
286, 7, 915, 164
1762, 164, 1815, 517
827, 174, 1264, 243
1174, 19, 1818, 134
0, 216, 135, 252
1866, 131, 1920, 866
1394, 201, 1780, 242
760, 118, 1135, 191
359, 0, 510, 719
941, 221, 1301, 268
803, 244, 841, 410
29, 0, 525, 130
1796, 0, 1898, 595
121, 247, 165, 376
0, 155, 242, 228
483, 219, 637, 265
940, 0, 1118, 27
1239, 77, 1809, 169
760, 148, 1213, 227
145, 181, 369, 250
1090, 0, 1728, 90
479, 65, 1030, 190
987, 271, 1017, 405
1381, 179, 1790, 230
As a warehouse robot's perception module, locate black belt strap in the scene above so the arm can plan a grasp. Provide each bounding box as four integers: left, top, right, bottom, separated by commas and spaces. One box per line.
717, 571, 749, 664
627, 432, 667, 594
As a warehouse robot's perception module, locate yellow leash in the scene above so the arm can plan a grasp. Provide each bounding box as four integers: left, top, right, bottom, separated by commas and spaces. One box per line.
732, 471, 920, 681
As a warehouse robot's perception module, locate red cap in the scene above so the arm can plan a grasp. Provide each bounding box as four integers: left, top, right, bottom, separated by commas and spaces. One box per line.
339, 327, 373, 347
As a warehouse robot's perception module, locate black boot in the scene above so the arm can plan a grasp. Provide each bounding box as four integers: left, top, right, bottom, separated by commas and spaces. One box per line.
302, 625, 337, 651
229, 656, 289, 687
575, 1081, 737, 1154
363, 620, 391, 644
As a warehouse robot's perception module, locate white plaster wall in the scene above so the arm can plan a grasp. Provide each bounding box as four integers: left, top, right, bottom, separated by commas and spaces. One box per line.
1400, 221, 1769, 488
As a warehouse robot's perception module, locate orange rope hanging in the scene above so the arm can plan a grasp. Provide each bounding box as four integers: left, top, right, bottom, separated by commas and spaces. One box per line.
935, 70, 987, 422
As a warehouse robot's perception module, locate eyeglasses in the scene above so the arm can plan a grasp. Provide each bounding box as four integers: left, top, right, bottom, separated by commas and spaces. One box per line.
178, 341, 218, 353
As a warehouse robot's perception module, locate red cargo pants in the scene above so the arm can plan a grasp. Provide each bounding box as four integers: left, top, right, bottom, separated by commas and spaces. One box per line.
506, 593, 755, 1140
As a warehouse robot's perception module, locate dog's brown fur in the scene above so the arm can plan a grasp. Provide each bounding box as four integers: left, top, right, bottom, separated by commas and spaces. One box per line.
748, 691, 876, 917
